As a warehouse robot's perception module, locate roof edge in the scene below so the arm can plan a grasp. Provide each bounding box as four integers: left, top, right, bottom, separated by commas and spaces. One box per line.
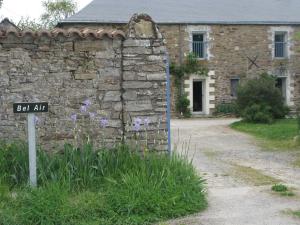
59, 20, 300, 26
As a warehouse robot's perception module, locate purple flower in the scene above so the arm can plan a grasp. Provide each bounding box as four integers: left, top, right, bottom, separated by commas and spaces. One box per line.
80, 105, 87, 113
71, 113, 77, 123
133, 117, 142, 131
100, 117, 109, 128
34, 116, 40, 125
83, 99, 92, 107
144, 118, 150, 127
89, 112, 96, 119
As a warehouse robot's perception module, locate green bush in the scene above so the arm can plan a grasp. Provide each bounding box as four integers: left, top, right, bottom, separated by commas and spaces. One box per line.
271, 184, 288, 192
0, 142, 207, 225
215, 102, 238, 115
242, 103, 273, 124
176, 94, 191, 118
236, 73, 289, 123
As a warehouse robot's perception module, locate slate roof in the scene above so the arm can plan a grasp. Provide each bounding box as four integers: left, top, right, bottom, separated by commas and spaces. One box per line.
60, 0, 300, 25
0, 18, 20, 32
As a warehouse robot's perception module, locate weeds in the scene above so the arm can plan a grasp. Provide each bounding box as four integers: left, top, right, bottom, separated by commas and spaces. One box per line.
231, 164, 281, 186
0, 142, 207, 225
272, 184, 288, 192
271, 184, 295, 197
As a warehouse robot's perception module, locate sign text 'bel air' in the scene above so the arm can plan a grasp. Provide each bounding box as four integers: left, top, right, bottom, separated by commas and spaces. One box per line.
13, 102, 48, 113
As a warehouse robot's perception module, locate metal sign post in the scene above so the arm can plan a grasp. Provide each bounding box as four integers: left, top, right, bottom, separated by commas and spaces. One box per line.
27, 113, 37, 187
13, 102, 48, 187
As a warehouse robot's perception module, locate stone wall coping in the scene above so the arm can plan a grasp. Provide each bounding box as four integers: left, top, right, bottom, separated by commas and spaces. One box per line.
0, 28, 125, 40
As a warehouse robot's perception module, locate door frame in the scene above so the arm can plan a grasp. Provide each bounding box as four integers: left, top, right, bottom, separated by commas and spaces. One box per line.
190, 77, 206, 115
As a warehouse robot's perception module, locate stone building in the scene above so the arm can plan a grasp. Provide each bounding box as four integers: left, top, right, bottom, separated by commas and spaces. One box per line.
59, 0, 300, 115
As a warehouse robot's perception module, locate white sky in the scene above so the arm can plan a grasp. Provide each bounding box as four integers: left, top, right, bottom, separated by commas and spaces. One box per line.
0, 0, 93, 23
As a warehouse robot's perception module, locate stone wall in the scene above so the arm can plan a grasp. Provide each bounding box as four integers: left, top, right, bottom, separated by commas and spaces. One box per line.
0, 14, 168, 151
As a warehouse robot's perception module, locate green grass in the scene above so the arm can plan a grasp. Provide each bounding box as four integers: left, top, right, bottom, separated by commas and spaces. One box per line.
0, 141, 207, 225
293, 211, 300, 218
271, 184, 288, 192
231, 119, 299, 150
231, 164, 281, 186
271, 184, 295, 197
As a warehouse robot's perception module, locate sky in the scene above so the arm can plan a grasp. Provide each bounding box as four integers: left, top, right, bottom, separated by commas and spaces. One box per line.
0, 0, 93, 23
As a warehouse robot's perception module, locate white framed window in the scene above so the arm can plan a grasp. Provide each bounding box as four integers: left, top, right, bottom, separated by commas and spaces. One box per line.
274, 32, 288, 58
191, 32, 208, 59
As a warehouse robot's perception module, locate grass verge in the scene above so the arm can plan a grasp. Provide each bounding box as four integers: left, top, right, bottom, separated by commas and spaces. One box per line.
231, 119, 299, 150
0, 142, 207, 225
231, 164, 281, 186
293, 211, 300, 218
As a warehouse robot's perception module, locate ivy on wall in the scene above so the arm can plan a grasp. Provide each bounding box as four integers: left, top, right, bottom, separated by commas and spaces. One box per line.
170, 53, 208, 117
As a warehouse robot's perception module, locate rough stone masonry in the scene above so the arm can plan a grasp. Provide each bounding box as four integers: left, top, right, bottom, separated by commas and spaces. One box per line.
0, 14, 168, 151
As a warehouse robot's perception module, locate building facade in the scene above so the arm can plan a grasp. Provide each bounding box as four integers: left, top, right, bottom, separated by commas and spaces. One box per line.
59, 0, 300, 115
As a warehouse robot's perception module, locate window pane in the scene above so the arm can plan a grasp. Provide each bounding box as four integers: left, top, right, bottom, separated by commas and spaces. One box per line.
192, 33, 205, 58
274, 32, 287, 58
230, 79, 239, 97
193, 34, 204, 42
275, 34, 285, 42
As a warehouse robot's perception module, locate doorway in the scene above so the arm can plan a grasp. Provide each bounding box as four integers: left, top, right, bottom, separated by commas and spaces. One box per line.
193, 81, 203, 112
275, 77, 287, 103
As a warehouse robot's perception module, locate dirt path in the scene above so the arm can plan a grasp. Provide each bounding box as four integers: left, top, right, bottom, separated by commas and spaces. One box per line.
165, 119, 300, 225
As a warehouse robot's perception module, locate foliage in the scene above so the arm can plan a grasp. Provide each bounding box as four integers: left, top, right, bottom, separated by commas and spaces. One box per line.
41, 0, 77, 28
236, 73, 289, 123
0, 142, 207, 224
231, 119, 299, 150
271, 184, 295, 197
17, 17, 43, 31
242, 103, 273, 124
16, 0, 77, 30
271, 184, 288, 192
183, 53, 209, 75
170, 53, 208, 117
176, 94, 191, 118
0, 0, 2, 8
293, 211, 300, 218
215, 102, 238, 115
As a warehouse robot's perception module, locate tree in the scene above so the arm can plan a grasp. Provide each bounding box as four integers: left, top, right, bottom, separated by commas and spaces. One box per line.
17, 17, 43, 31
16, 0, 77, 30
41, 0, 77, 29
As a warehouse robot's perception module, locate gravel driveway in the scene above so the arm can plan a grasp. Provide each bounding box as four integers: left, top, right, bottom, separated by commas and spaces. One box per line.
165, 118, 300, 225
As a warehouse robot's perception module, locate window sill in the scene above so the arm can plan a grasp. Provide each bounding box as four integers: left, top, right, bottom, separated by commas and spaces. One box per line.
273, 57, 289, 60
196, 58, 208, 61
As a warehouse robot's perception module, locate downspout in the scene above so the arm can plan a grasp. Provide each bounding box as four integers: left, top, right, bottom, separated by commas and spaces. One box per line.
120, 39, 126, 143
179, 24, 184, 65
165, 53, 172, 155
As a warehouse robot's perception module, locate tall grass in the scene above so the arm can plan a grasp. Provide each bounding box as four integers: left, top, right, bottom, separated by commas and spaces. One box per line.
0, 141, 207, 225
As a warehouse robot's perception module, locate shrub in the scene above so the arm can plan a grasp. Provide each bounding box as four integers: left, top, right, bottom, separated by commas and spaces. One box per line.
215, 102, 238, 115
271, 184, 288, 192
0, 142, 207, 224
176, 94, 191, 118
236, 73, 289, 123
242, 103, 273, 124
